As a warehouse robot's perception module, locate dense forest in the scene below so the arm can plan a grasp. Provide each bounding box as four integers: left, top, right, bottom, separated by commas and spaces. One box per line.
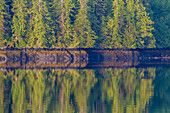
0, 0, 169, 48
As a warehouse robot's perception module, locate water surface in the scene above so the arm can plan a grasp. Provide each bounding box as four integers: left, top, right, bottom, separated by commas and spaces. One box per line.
0, 66, 169, 113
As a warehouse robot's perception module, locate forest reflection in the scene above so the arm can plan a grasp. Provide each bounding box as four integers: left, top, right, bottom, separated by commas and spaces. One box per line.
0, 67, 168, 113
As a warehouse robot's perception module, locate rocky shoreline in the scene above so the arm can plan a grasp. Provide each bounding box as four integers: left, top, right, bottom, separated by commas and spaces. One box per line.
0, 48, 169, 69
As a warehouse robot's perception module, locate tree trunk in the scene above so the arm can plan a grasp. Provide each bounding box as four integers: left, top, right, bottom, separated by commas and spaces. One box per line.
39, 0, 41, 12
61, 0, 64, 34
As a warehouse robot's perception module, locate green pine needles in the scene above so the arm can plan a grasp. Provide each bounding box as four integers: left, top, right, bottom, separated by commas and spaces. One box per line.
0, 0, 167, 48
102, 0, 155, 48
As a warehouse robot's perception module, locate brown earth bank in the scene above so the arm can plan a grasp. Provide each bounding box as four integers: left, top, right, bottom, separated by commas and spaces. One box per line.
0, 48, 169, 69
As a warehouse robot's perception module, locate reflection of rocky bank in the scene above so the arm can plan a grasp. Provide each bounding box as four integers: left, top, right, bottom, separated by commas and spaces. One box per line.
0, 49, 88, 69
0, 48, 169, 69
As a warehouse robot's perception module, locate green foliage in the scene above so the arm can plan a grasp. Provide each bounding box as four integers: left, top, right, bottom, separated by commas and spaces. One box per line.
27, 0, 55, 48
87, 0, 113, 46
57, 0, 75, 48
150, 0, 170, 48
0, 0, 12, 47
0, 0, 167, 48
102, 0, 125, 48
101, 0, 155, 48
73, 0, 98, 48
0, 0, 6, 47
135, 1, 155, 48
12, 0, 28, 48
123, 0, 137, 48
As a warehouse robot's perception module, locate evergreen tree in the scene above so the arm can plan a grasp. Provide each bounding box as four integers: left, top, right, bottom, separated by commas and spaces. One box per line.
103, 0, 155, 48
2, 0, 13, 47
87, 0, 112, 46
0, 0, 6, 47
149, 0, 170, 48
48, 0, 61, 47
135, 0, 155, 48
73, 0, 98, 48
57, 0, 75, 47
27, 0, 54, 48
0, 0, 162, 48
12, 0, 28, 48
102, 0, 125, 48
0, 0, 13, 47
123, 0, 137, 48
100, 15, 109, 47
44, 0, 56, 47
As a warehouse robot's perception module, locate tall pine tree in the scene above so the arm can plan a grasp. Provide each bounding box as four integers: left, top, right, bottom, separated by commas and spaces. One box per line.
57, 0, 75, 47
73, 0, 98, 48
27, 0, 54, 48
102, 0, 155, 48
102, 0, 125, 48
123, 0, 137, 48
12, 0, 28, 48
135, 0, 155, 48
0, 0, 6, 47
149, 0, 170, 48
87, 0, 112, 46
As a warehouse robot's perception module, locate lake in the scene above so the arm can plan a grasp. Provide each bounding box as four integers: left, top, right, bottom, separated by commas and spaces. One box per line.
0, 66, 169, 113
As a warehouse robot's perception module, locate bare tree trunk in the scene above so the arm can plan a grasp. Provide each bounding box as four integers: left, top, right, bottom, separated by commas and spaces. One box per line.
29, 0, 32, 20
61, 0, 64, 34
39, 0, 41, 12
81, 0, 85, 8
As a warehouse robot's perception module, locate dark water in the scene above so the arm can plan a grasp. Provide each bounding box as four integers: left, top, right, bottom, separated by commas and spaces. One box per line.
0, 66, 169, 113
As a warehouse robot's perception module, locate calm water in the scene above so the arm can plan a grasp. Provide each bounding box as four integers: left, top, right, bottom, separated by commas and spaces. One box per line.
0, 66, 169, 113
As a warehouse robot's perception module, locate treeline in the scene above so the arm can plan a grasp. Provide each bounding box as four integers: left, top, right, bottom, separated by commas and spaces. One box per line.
0, 0, 169, 48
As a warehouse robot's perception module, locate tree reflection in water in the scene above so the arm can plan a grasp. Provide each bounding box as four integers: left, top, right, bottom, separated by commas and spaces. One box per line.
0, 67, 167, 113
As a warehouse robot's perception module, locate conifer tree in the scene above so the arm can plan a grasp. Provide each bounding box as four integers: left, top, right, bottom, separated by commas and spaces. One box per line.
123, 0, 155, 48
27, 0, 54, 48
102, 0, 125, 48
12, 0, 28, 48
48, 0, 61, 47
0, 0, 13, 47
88, 0, 113, 47
100, 15, 109, 47
0, 0, 158, 48
27, 0, 45, 47
57, 0, 75, 47
73, 0, 98, 48
101, 0, 155, 48
44, 0, 56, 47
87, 0, 101, 37
123, 0, 137, 48
149, 0, 170, 48
135, 0, 155, 48
0, 0, 6, 47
